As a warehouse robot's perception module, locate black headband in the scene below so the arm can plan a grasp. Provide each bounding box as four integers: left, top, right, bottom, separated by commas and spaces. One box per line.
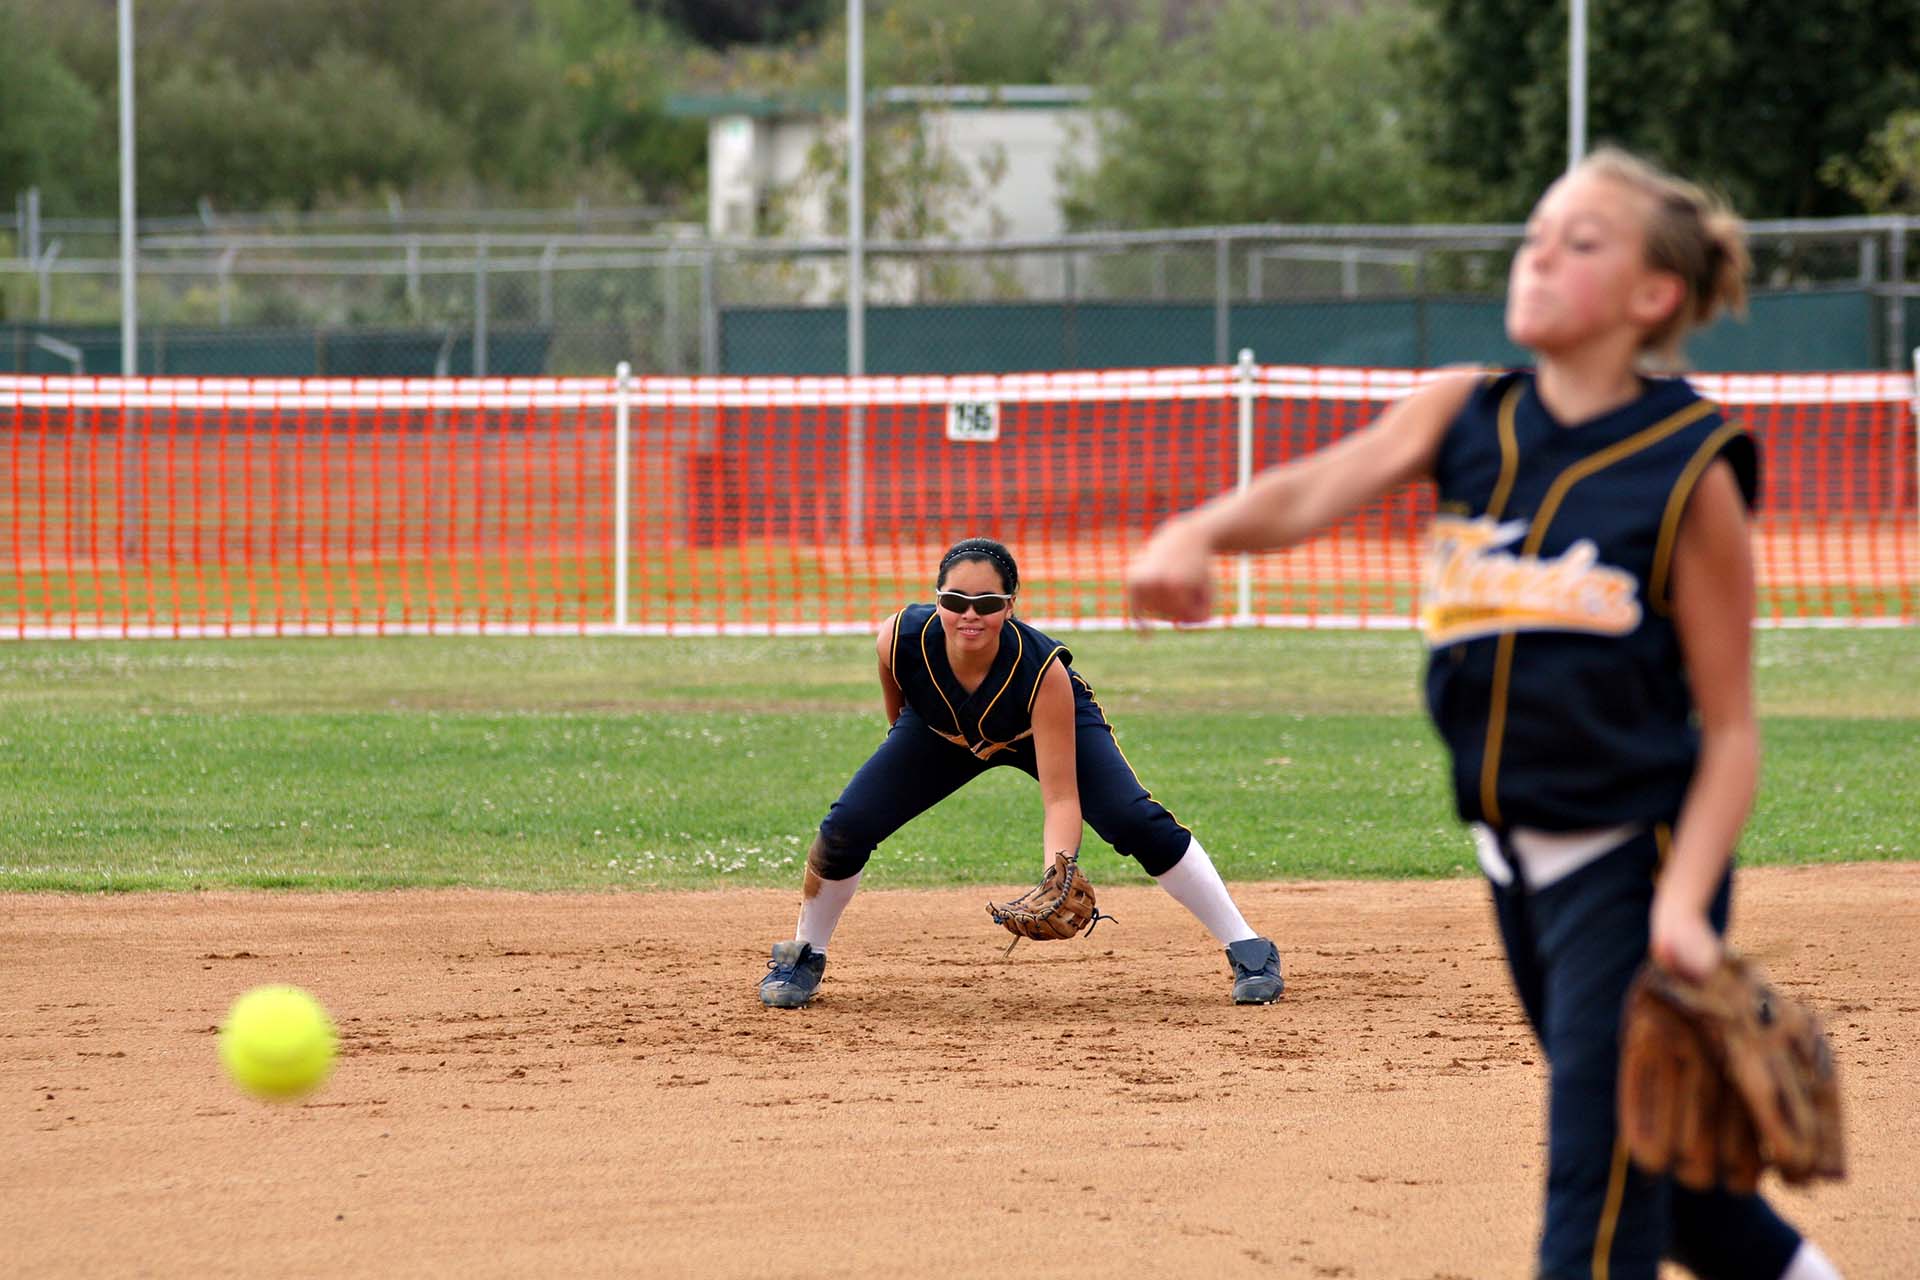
939, 543, 1017, 588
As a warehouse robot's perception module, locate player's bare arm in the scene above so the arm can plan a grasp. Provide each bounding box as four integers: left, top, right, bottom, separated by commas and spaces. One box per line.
1028, 661, 1082, 868
875, 613, 905, 725
1128, 372, 1479, 622
1656, 458, 1759, 979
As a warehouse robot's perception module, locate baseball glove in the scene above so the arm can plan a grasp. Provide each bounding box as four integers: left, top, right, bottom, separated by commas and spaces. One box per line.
987, 853, 1111, 945
1617, 952, 1845, 1194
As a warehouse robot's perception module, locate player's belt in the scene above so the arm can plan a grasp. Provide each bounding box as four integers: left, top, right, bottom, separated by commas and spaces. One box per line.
1472, 822, 1642, 890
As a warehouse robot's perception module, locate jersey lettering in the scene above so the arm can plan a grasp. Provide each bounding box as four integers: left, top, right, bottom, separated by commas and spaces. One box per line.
1420, 514, 1642, 647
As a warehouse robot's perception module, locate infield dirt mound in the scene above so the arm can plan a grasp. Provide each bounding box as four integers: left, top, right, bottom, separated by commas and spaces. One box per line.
4, 865, 1915, 1278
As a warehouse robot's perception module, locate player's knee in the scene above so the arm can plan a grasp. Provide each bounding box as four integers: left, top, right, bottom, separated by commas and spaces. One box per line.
1130, 834, 1188, 877
1100, 803, 1187, 877
807, 824, 871, 881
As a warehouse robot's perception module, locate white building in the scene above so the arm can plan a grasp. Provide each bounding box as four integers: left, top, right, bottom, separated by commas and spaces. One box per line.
675, 86, 1094, 245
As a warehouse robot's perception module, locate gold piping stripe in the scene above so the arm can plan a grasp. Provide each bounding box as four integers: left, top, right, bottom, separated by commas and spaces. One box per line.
887, 611, 904, 680
918, 611, 964, 738
1591, 1136, 1632, 1280
1073, 674, 1192, 841
1653, 822, 1672, 881
1479, 632, 1518, 825
1487, 383, 1524, 519
1518, 401, 1718, 560
1026, 645, 1069, 714
1647, 419, 1746, 615
1477, 399, 1718, 828
1470, 386, 1529, 823
973, 623, 1025, 746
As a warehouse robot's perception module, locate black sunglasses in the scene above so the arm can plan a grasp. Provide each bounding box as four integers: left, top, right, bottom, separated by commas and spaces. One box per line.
936, 590, 1014, 616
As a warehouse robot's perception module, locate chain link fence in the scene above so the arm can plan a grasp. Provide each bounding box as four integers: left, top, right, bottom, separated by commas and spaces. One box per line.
2, 211, 1914, 376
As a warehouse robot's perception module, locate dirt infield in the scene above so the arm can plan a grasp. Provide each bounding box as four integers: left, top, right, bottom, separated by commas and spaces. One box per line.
5, 866, 1915, 1279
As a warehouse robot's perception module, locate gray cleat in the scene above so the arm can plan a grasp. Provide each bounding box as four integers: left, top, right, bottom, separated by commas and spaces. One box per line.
1226, 937, 1284, 1004
759, 940, 826, 1008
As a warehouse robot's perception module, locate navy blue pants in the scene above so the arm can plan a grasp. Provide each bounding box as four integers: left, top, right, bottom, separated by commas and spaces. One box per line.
815, 694, 1192, 879
1488, 827, 1803, 1279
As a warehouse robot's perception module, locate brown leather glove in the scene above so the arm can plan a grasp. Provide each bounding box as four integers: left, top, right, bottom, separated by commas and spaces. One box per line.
987, 854, 1105, 941
1618, 952, 1846, 1194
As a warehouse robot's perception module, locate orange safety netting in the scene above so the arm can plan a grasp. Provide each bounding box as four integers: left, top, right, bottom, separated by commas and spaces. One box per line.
1, 367, 1913, 638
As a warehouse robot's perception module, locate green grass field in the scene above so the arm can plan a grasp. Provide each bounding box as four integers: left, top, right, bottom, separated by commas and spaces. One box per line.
1, 629, 1914, 892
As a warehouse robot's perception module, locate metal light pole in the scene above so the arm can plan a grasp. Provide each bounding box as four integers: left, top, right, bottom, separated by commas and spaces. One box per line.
1568, 0, 1588, 169
116, 0, 144, 557
846, 0, 866, 544
848, 0, 865, 379
118, 0, 138, 373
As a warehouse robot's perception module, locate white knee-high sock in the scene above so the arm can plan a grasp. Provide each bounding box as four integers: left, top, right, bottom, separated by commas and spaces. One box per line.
1152, 836, 1259, 945
1780, 1241, 1842, 1280
795, 870, 862, 952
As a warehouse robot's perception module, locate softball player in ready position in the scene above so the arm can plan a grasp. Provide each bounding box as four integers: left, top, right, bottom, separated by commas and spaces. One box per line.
757, 537, 1284, 1010
1128, 148, 1842, 1279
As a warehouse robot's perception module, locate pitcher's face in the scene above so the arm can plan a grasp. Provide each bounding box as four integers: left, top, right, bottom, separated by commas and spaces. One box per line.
1507, 169, 1673, 356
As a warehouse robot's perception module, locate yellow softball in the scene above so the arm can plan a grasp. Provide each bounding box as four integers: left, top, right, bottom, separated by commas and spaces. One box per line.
218, 985, 338, 1101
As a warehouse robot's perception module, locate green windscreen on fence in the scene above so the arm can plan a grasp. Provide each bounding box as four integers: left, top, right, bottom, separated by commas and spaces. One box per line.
0, 326, 553, 378
0, 290, 1900, 378
721, 288, 1890, 376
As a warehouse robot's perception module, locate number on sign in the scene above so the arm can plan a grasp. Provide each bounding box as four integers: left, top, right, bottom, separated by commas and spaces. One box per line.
946, 400, 1000, 443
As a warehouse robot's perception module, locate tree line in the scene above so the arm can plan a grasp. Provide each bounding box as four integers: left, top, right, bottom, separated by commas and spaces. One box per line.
2, 0, 1916, 226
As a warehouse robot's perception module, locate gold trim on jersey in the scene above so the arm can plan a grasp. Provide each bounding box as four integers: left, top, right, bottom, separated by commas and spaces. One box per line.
1478, 399, 1718, 828
918, 611, 964, 739
1026, 645, 1069, 714
1487, 382, 1524, 519
912, 611, 1041, 761
887, 610, 905, 681
969, 623, 1026, 756
929, 724, 1033, 760
1647, 420, 1747, 615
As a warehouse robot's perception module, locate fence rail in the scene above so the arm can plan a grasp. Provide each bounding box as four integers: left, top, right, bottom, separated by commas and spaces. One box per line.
3, 218, 1915, 376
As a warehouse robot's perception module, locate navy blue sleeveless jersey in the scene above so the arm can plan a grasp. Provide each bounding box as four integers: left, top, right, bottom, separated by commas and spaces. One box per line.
1421, 370, 1758, 831
889, 604, 1075, 760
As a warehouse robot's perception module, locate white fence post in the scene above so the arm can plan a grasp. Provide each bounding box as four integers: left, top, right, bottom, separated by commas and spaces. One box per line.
1235, 347, 1256, 626
615, 361, 633, 634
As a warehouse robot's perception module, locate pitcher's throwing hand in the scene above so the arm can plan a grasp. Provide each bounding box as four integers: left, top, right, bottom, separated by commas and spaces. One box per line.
1126, 516, 1216, 624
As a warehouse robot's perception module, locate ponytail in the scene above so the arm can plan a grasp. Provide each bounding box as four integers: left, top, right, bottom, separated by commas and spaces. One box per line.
1577, 146, 1750, 369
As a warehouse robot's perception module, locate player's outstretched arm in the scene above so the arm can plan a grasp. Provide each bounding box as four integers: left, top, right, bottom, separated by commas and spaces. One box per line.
1128, 372, 1478, 622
